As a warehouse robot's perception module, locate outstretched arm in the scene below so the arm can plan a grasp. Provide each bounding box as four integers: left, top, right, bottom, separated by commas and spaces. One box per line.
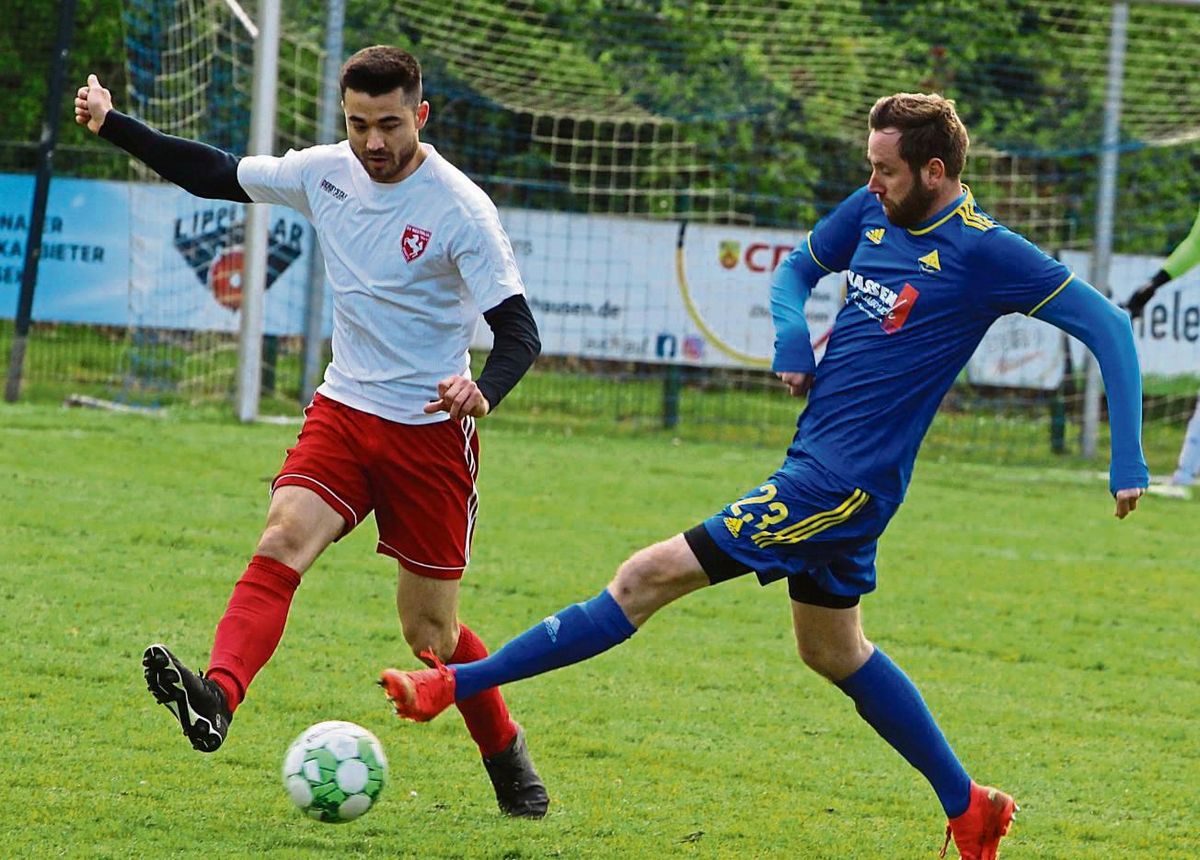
1032, 279, 1149, 517
75, 74, 251, 203
1163, 204, 1200, 282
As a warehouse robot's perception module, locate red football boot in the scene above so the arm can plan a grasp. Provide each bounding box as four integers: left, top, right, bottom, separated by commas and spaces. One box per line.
941, 781, 1017, 860
378, 649, 457, 722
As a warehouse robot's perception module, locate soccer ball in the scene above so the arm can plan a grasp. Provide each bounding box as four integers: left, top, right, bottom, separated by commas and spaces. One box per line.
282, 721, 388, 823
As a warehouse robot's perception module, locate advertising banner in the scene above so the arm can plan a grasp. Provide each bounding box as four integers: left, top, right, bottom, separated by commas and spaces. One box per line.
4, 173, 1195, 383
967, 313, 1066, 390
0, 174, 131, 326
0, 174, 319, 336
500, 208, 842, 369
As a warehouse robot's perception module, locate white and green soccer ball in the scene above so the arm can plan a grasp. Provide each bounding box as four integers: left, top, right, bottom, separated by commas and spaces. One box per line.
282, 721, 388, 823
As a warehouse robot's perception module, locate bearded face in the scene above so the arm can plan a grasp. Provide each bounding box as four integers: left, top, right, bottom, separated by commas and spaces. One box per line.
879, 175, 938, 228
343, 87, 428, 184
866, 128, 941, 228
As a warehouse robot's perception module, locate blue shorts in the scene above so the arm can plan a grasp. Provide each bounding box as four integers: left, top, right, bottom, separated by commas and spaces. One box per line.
690, 453, 898, 605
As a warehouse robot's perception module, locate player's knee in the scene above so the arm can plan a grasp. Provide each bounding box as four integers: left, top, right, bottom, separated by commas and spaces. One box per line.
796, 638, 849, 681
612, 545, 682, 599
608, 538, 706, 626
255, 522, 312, 569
795, 635, 873, 682
400, 617, 457, 663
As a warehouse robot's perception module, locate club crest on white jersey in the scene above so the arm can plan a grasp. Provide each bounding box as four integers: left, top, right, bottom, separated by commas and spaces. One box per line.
402, 224, 431, 262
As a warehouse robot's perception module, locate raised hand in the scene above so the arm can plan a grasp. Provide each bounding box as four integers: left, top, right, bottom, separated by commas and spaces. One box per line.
74, 74, 113, 134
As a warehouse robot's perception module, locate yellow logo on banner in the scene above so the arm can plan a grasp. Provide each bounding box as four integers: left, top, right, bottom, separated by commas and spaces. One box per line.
718, 240, 740, 270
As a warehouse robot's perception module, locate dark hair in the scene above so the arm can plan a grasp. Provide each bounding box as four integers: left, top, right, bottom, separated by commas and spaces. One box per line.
340, 46, 422, 102
868, 93, 969, 178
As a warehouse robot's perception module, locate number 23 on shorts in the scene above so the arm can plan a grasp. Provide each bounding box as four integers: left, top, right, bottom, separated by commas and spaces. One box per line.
724, 484, 790, 537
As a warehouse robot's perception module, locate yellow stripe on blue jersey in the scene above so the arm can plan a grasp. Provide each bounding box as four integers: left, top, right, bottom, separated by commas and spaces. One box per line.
1026, 273, 1076, 317
806, 236, 836, 273
957, 196, 996, 232
752, 488, 870, 547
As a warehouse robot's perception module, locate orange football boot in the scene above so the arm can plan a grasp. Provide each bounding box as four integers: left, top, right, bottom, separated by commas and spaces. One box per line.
378, 649, 457, 722
941, 781, 1017, 860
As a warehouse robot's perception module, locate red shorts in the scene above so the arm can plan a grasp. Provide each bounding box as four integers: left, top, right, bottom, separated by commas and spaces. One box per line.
273, 393, 480, 579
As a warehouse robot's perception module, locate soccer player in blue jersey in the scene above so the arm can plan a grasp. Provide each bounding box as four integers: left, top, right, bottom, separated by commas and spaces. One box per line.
380, 93, 1148, 858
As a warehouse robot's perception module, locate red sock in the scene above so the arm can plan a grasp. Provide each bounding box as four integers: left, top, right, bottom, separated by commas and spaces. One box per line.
452, 622, 518, 758
206, 555, 302, 714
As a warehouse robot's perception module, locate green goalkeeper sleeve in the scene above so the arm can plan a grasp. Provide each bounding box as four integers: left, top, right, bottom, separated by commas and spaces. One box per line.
1164, 203, 1200, 281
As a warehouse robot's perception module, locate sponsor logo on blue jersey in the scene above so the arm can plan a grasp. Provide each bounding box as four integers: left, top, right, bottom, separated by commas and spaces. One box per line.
846, 269, 919, 333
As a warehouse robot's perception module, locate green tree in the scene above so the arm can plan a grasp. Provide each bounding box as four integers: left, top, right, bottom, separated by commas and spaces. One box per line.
3, 0, 125, 177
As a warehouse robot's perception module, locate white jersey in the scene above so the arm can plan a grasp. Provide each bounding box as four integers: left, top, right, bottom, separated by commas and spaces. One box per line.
237, 142, 524, 424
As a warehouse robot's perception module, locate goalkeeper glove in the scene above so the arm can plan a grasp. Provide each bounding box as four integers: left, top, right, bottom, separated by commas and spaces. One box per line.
1123, 269, 1171, 320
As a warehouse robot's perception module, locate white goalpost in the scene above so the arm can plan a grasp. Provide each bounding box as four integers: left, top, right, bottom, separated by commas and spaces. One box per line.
234, 0, 279, 423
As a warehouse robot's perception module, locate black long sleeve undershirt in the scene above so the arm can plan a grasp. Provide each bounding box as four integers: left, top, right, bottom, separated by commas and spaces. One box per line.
98, 110, 251, 203
477, 294, 541, 411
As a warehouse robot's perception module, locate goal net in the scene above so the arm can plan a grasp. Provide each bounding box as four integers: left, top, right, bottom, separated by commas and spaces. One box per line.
118, 0, 323, 408
380, 0, 1200, 471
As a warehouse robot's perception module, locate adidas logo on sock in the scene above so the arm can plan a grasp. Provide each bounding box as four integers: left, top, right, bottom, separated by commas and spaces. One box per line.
542, 615, 561, 643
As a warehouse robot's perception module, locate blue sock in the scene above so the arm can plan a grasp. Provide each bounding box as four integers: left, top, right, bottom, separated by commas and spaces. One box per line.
836, 648, 972, 818
453, 589, 637, 701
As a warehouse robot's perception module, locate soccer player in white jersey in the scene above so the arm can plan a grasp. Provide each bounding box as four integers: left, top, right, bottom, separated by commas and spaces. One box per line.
75, 46, 549, 817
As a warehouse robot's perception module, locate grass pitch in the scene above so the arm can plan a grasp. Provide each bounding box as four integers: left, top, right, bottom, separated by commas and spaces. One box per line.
0, 404, 1195, 858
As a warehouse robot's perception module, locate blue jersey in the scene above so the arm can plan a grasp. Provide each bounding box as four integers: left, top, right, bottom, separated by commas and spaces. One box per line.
779, 186, 1077, 502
